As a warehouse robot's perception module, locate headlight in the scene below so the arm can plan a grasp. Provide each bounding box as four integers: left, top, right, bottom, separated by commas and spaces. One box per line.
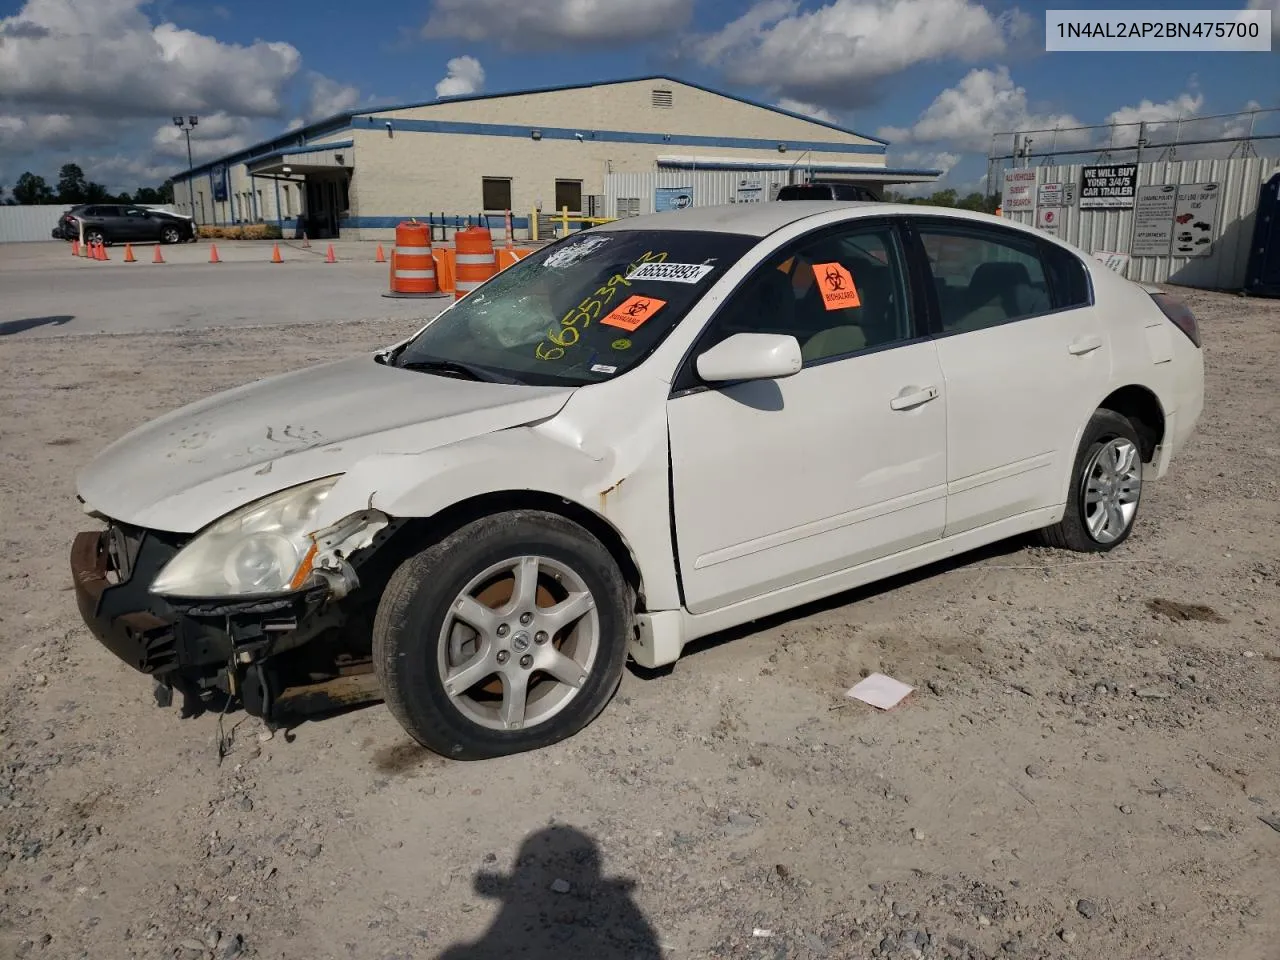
151, 476, 340, 598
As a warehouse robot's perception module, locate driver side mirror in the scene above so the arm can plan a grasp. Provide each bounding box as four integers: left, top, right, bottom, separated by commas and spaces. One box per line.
695, 333, 803, 384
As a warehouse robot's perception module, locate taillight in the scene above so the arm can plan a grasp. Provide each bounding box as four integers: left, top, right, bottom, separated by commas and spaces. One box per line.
1150, 292, 1200, 348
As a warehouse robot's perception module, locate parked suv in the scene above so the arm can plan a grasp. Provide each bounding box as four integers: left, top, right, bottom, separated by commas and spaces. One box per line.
776, 181, 881, 202
54, 204, 197, 245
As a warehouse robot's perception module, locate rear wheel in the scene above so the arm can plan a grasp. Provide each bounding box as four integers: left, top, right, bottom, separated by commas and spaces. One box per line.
84, 229, 106, 247
1039, 409, 1144, 552
372, 511, 633, 759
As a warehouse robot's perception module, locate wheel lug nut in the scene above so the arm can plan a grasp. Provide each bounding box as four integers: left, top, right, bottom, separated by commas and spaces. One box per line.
496, 624, 509, 637
496, 650, 510, 665
535, 631, 549, 644
519, 654, 533, 669
519, 612, 533, 625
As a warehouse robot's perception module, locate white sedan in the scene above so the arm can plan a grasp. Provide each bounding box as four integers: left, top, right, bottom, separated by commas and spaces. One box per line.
69, 201, 1204, 759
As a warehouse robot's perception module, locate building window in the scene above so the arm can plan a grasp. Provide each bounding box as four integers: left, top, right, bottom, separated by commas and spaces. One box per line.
482, 177, 511, 211
283, 185, 292, 218
651, 88, 674, 109
554, 179, 583, 214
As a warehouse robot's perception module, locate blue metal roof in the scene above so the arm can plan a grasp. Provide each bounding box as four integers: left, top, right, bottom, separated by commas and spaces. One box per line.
172, 75, 888, 182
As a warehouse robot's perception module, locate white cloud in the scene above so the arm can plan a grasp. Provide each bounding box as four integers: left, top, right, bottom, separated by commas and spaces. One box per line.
150, 112, 254, 162
1247, 0, 1279, 40
305, 72, 360, 120
0, 112, 86, 151
83, 153, 179, 189
878, 66, 1085, 152
888, 149, 962, 196
0, 0, 302, 119
695, 0, 1031, 108
775, 98, 839, 124
422, 0, 692, 46
434, 56, 485, 98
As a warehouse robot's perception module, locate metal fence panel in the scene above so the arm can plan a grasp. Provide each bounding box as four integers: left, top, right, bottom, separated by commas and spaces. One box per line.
1002, 157, 1278, 289
605, 169, 796, 218
0, 205, 72, 243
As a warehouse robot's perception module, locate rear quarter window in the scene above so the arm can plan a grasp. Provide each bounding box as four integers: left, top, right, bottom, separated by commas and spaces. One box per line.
1038, 241, 1092, 309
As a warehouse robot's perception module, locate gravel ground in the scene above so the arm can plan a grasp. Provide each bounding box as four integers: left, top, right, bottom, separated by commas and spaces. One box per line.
1, 289, 1278, 960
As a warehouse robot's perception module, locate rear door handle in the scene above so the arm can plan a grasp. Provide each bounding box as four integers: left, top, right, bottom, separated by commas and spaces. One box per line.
890, 385, 939, 411
1069, 335, 1103, 355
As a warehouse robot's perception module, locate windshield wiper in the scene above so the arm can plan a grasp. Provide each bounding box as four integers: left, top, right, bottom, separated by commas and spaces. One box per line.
395, 357, 521, 384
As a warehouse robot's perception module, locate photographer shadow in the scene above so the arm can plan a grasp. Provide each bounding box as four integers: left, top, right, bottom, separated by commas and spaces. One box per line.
438, 825, 662, 959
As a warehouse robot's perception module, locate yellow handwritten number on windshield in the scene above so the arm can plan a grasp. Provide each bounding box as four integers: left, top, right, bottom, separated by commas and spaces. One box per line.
535, 250, 668, 360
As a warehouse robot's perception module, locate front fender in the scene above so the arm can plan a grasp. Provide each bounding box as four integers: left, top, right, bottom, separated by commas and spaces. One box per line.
317, 411, 682, 611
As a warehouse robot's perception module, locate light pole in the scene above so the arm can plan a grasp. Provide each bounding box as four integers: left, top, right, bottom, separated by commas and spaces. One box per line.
173, 116, 198, 215
172, 115, 199, 171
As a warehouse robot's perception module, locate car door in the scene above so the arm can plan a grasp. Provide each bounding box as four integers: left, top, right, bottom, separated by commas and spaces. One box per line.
120, 206, 154, 240
907, 216, 1107, 537
666, 219, 948, 614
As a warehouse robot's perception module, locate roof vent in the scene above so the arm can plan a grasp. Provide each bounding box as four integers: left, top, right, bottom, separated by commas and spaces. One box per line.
651, 89, 674, 109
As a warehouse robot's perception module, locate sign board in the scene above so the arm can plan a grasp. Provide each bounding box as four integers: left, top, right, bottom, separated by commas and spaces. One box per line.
1079, 163, 1137, 209
1092, 251, 1131, 276
655, 186, 694, 212
1132, 184, 1178, 256
735, 178, 763, 204
1036, 206, 1062, 235
210, 164, 229, 203
1171, 182, 1221, 258
1037, 182, 1064, 207
1002, 168, 1037, 212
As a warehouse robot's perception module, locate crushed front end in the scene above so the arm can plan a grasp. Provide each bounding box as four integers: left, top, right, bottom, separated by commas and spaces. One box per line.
70, 508, 396, 721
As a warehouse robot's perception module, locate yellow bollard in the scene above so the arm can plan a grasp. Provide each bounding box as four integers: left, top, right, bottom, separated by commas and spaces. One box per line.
560, 205, 570, 238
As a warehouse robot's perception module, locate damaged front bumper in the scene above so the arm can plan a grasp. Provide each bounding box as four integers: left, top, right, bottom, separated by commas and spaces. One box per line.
70, 523, 339, 718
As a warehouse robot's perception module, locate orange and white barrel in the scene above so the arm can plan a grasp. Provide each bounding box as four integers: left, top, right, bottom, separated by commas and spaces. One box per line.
388, 221, 438, 296
454, 226, 497, 300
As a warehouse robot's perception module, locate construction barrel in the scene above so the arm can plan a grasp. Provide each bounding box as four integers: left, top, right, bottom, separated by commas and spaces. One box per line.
386, 221, 439, 297
453, 226, 497, 300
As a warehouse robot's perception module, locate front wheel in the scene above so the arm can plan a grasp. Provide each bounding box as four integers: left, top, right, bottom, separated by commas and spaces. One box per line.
161, 226, 181, 244
1039, 409, 1144, 552
372, 511, 633, 759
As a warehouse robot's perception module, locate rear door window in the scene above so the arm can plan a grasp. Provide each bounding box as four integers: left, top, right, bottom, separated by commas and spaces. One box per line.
913, 221, 1058, 334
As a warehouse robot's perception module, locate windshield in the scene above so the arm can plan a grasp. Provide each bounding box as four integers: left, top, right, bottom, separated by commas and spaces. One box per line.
391, 229, 757, 386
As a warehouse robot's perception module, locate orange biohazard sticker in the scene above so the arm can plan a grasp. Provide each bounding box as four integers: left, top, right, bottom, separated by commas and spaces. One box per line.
812, 262, 862, 311
600, 294, 667, 332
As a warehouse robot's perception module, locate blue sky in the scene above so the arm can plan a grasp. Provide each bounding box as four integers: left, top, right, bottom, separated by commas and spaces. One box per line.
1, 0, 1276, 195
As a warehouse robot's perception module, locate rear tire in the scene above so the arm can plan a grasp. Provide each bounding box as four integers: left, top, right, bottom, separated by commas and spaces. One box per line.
1039, 409, 1144, 552
85, 229, 105, 247
372, 510, 633, 760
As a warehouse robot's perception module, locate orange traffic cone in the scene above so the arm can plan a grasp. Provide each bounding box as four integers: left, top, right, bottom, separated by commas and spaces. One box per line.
375, 243, 386, 263
123, 243, 136, 262
301, 232, 310, 249
324, 243, 336, 263
209, 243, 221, 263
71, 238, 79, 256
270, 242, 283, 263
96, 241, 108, 261
153, 245, 166, 264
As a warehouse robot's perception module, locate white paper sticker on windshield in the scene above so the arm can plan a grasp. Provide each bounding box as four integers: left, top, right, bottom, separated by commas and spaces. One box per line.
590, 363, 618, 374
626, 261, 714, 284
543, 236, 611, 269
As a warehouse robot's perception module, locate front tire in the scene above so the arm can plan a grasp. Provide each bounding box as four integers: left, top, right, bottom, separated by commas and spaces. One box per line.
1039, 409, 1144, 552
161, 226, 181, 244
372, 511, 633, 760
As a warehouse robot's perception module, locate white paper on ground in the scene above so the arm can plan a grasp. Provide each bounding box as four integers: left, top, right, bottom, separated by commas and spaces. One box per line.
846, 672, 914, 709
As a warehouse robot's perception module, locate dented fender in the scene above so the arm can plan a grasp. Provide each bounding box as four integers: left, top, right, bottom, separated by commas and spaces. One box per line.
315, 405, 683, 611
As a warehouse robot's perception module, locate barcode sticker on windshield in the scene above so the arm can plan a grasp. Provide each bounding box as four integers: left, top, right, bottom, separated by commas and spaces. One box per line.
625, 261, 714, 284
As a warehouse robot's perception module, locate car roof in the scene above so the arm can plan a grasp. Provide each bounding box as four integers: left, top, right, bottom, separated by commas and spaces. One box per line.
588, 201, 1016, 239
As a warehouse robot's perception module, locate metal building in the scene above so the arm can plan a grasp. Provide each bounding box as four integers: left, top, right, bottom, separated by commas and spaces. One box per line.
168, 76, 941, 241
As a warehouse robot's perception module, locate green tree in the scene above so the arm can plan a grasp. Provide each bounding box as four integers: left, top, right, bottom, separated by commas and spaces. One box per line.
13, 171, 55, 204
57, 163, 89, 203
133, 186, 161, 204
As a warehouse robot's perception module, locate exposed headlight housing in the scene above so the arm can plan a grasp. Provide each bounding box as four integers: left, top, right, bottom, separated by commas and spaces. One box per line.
151, 476, 340, 598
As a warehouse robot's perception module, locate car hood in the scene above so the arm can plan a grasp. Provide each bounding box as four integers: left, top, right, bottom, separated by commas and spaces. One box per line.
77, 354, 576, 533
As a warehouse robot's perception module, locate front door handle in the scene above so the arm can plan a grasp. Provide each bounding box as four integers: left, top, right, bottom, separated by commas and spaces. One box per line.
890, 385, 939, 411
1069, 335, 1103, 355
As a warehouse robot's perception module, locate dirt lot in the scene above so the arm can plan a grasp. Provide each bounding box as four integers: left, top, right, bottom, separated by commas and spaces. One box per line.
1, 289, 1278, 960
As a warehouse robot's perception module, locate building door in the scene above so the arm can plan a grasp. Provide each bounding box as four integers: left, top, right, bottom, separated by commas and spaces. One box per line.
305, 178, 340, 239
